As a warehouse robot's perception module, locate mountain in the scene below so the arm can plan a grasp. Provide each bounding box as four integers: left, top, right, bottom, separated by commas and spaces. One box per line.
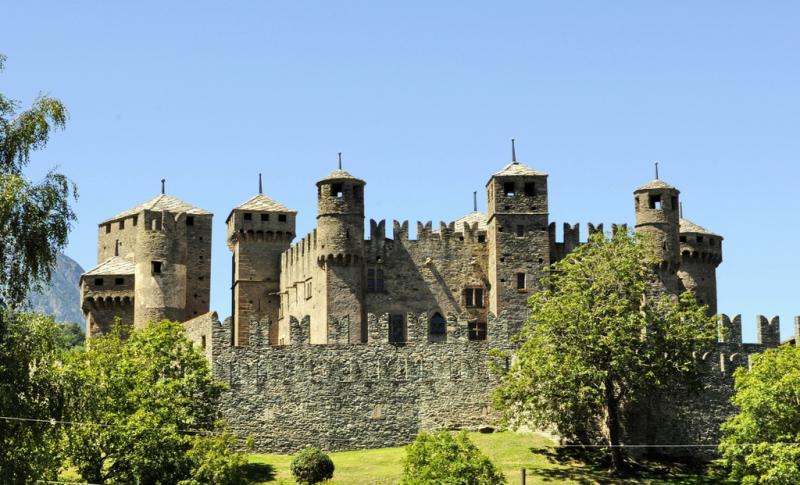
27, 253, 85, 327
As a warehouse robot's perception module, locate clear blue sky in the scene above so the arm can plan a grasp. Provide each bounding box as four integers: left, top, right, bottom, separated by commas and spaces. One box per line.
3, 1, 798, 341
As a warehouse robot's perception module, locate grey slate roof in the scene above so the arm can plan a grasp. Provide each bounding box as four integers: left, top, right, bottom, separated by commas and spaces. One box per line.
635, 179, 677, 191
235, 194, 296, 213
103, 194, 211, 223
493, 161, 546, 177
83, 256, 135, 276
679, 218, 721, 237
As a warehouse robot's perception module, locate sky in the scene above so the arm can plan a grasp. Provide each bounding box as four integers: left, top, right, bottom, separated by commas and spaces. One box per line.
2, 1, 798, 341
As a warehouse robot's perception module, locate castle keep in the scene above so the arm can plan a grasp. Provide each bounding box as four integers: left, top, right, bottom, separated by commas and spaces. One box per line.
81, 149, 789, 455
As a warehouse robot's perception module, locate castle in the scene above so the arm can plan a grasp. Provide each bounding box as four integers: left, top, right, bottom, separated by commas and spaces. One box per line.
79, 147, 792, 455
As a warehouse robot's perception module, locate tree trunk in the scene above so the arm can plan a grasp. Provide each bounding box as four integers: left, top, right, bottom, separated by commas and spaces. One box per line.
604, 377, 625, 475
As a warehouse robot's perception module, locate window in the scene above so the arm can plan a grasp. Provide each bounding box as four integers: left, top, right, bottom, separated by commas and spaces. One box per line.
389, 314, 405, 343
115, 277, 124, 285
201, 335, 207, 349
152, 261, 163, 275
119, 220, 124, 230
186, 216, 194, 226
477, 234, 486, 243
278, 214, 287, 222
151, 218, 161, 231
243, 213, 252, 221
305, 280, 312, 299
468, 321, 487, 341
261, 213, 269, 221
367, 269, 384, 293
516, 225, 524, 237
465, 288, 484, 308
649, 195, 662, 210
679, 236, 687, 243
516, 272, 526, 290
503, 182, 515, 196
94, 278, 104, 286
132, 216, 138, 226
105, 224, 111, 234
697, 235, 704, 243
524, 182, 535, 196
429, 313, 446, 336
331, 183, 343, 198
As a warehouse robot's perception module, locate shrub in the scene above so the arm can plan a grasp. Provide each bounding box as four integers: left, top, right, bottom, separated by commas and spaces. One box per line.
401, 430, 506, 484
290, 447, 334, 484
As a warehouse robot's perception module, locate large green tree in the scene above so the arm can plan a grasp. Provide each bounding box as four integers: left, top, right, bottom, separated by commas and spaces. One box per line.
62, 320, 244, 484
719, 345, 800, 484
493, 231, 716, 473
0, 53, 76, 308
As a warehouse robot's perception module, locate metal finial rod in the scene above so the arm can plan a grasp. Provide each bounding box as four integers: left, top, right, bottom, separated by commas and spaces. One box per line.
258, 173, 263, 194
473, 191, 477, 212
680, 202, 684, 218
511, 138, 517, 162
161, 178, 165, 194
654, 161, 659, 180
338, 152, 342, 170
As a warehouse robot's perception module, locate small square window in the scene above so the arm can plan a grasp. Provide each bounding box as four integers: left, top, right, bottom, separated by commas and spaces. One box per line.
119, 220, 124, 230
679, 236, 687, 243
94, 278, 104, 286
649, 195, 662, 210
186, 216, 194, 226
152, 261, 163, 274
115, 277, 124, 285
331, 183, 343, 197
524, 182, 535, 196
516, 225, 524, 237
697, 235, 704, 243
261, 214, 269, 221
477, 234, 486, 243
516, 272, 526, 290
105, 224, 111, 234
503, 182, 515, 196
468, 321, 487, 341
243, 213, 252, 221
278, 214, 287, 222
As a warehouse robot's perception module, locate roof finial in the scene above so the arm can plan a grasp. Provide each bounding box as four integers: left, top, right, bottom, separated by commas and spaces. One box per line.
161, 178, 165, 195
473, 191, 478, 212
680, 202, 684, 219
338, 152, 342, 170
654, 161, 659, 180
511, 138, 517, 163
258, 173, 263, 194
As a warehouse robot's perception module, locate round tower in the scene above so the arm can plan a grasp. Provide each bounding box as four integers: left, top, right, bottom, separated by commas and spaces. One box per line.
315, 162, 366, 343
633, 176, 681, 291
677, 218, 723, 315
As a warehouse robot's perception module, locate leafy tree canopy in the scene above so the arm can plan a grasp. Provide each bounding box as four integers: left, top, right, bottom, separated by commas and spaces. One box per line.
720, 344, 800, 484
400, 430, 506, 484
493, 231, 717, 473
0, 53, 77, 307
62, 320, 243, 484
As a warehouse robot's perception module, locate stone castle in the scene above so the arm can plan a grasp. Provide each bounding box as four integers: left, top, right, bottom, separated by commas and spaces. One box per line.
79, 147, 793, 455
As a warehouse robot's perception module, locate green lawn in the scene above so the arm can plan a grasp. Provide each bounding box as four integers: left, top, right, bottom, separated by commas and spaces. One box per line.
245, 431, 732, 485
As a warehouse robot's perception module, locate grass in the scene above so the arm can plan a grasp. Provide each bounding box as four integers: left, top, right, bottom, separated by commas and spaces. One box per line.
244, 431, 733, 485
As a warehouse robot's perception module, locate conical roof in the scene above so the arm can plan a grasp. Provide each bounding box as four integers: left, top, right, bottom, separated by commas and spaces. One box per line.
317, 169, 364, 183
679, 218, 721, 237
635, 179, 677, 191
83, 256, 135, 276
492, 161, 546, 177
102, 194, 211, 223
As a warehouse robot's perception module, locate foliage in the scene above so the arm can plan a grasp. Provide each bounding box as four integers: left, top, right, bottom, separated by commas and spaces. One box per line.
400, 430, 506, 484
290, 447, 335, 484
719, 345, 800, 484
0, 53, 77, 308
61, 320, 244, 484
57, 321, 85, 351
493, 231, 717, 473
0, 312, 68, 483
179, 428, 251, 485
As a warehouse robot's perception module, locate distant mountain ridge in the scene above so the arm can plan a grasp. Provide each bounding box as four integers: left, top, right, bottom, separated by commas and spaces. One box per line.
27, 253, 85, 326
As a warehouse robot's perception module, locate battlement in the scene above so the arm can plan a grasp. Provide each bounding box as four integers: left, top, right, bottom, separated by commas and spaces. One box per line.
549, 222, 629, 261
365, 219, 487, 250
717, 314, 785, 346
282, 229, 318, 270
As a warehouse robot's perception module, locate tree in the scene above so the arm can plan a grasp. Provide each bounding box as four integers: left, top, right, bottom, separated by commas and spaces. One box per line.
0, 312, 68, 483
62, 320, 245, 484
0, 53, 77, 308
719, 345, 800, 484
400, 431, 506, 484
493, 231, 716, 474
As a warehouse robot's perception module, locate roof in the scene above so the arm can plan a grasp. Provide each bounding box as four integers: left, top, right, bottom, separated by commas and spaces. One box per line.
317, 169, 364, 183
434, 211, 488, 233
235, 194, 296, 213
83, 256, 135, 276
679, 218, 721, 237
492, 161, 546, 177
103, 194, 211, 223
635, 179, 677, 191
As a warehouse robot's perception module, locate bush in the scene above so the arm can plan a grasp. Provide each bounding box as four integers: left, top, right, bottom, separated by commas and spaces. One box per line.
290, 447, 334, 484
401, 430, 506, 484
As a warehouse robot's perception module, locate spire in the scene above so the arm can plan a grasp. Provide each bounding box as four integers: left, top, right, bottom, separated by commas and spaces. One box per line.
654, 161, 659, 180
258, 173, 263, 194
511, 138, 517, 163
680, 202, 684, 219
161, 178, 165, 195
338, 152, 342, 170
473, 191, 477, 212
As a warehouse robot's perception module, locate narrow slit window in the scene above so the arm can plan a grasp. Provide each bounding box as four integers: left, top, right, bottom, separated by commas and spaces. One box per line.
516, 225, 524, 237
152, 261, 163, 275
376, 269, 384, 292
186, 216, 194, 226
516, 272, 526, 290
105, 224, 111, 234
429, 313, 446, 336
119, 220, 124, 230
132, 216, 138, 226
389, 314, 405, 343
465, 288, 474, 307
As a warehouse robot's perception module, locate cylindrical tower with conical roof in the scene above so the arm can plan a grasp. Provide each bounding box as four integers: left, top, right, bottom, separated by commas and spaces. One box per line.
634, 178, 681, 292
315, 166, 367, 343
677, 218, 723, 314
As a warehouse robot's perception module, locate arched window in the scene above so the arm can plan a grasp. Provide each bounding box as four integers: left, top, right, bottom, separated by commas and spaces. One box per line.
429, 313, 446, 336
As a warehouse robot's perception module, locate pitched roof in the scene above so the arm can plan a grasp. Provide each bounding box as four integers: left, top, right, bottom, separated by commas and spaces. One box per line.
83, 256, 135, 276
679, 218, 720, 237
235, 194, 296, 213
103, 194, 211, 223
635, 179, 677, 191
318, 169, 364, 182
492, 161, 546, 177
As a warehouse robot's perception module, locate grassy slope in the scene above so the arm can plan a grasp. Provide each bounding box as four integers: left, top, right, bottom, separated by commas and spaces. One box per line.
245, 432, 731, 485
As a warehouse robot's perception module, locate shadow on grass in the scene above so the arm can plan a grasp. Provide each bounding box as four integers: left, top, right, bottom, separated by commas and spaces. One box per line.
526, 446, 732, 484
241, 462, 277, 482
